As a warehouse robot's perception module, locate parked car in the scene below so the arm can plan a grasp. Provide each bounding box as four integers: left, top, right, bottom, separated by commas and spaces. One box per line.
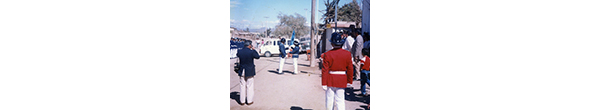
299, 37, 310, 53
258, 39, 299, 57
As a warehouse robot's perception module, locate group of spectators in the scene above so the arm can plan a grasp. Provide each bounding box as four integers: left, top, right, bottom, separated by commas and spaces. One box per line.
338, 29, 370, 95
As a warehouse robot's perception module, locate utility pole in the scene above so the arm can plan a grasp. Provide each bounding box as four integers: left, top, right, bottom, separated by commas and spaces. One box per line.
310, 0, 316, 67
334, 3, 337, 31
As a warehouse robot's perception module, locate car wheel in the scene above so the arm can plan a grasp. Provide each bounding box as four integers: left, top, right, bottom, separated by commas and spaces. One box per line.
265, 51, 271, 57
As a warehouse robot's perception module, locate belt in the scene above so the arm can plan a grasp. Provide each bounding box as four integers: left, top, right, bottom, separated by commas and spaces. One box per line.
329, 71, 346, 75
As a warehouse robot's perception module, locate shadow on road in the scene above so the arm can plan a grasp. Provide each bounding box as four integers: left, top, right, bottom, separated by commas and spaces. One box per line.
345, 87, 370, 104
268, 69, 295, 75
290, 106, 313, 110
230, 92, 242, 105
265, 59, 312, 67
359, 105, 370, 110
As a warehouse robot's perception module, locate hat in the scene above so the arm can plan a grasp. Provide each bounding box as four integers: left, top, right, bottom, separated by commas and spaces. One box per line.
329, 32, 345, 46
280, 38, 286, 43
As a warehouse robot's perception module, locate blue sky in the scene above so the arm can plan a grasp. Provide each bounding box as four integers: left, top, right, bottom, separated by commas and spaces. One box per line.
230, 0, 360, 30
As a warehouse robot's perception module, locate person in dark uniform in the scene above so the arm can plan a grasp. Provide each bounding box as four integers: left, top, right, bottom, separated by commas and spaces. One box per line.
230, 38, 237, 58
321, 32, 354, 110
277, 38, 287, 74
236, 41, 260, 105
289, 41, 300, 74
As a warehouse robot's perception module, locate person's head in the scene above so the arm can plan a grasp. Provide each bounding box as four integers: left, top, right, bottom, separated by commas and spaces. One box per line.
280, 38, 286, 44
293, 41, 299, 46
329, 32, 344, 48
353, 29, 360, 36
348, 30, 356, 38
244, 40, 253, 48
362, 48, 370, 57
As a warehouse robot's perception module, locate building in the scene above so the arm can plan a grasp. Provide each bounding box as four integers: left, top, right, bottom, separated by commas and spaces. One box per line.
230, 27, 260, 40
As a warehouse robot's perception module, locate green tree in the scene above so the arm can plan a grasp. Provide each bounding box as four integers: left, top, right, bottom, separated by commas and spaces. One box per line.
338, 0, 361, 25
321, 0, 361, 25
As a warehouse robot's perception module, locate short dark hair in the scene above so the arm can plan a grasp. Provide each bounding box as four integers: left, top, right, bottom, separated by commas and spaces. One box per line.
362, 48, 370, 57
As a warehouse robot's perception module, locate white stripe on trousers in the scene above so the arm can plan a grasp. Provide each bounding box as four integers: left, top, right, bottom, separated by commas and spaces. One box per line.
326, 87, 345, 110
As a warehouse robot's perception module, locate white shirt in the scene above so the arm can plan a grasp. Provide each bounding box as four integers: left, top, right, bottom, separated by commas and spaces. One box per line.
342, 36, 355, 52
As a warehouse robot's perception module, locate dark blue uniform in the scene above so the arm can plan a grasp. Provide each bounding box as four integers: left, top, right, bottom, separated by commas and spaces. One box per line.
278, 42, 287, 58
237, 41, 244, 50
236, 46, 260, 77
230, 40, 236, 49
289, 46, 300, 58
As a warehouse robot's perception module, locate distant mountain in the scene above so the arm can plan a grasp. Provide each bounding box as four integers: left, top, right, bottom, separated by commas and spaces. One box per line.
249, 27, 268, 33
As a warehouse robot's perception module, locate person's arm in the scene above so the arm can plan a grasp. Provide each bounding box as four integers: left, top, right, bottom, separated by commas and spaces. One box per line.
321, 53, 330, 87
346, 54, 354, 84
290, 47, 299, 54
279, 44, 285, 53
252, 49, 260, 59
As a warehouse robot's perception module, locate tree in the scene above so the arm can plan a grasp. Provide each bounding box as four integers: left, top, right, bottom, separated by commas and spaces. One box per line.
320, 0, 361, 25
338, 0, 361, 26
266, 28, 272, 37
320, 0, 340, 25
273, 13, 309, 38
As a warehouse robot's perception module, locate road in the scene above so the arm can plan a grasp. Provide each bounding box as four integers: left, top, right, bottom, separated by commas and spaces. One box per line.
230, 54, 369, 110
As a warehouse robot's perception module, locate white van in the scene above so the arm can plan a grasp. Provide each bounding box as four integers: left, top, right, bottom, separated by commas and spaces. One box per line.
259, 39, 300, 57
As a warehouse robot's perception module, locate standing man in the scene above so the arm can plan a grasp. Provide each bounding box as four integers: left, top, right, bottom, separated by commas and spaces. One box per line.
350, 30, 364, 81
321, 32, 354, 110
289, 41, 300, 74
278, 38, 287, 74
236, 41, 260, 105
342, 31, 354, 52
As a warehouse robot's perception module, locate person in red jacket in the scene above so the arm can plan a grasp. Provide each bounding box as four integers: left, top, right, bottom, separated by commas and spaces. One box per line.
321, 32, 353, 110
359, 48, 370, 96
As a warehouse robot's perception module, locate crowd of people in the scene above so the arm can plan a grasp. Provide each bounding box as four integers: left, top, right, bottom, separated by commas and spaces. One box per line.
232, 29, 370, 110
230, 38, 258, 59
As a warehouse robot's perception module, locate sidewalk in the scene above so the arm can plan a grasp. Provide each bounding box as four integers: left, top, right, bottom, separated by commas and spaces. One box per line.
230, 54, 369, 110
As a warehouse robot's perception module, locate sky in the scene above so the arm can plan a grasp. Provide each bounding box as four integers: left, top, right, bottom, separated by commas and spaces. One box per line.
230, 0, 360, 30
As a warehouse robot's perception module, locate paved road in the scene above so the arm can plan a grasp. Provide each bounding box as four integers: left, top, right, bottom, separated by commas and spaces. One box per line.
230, 54, 369, 110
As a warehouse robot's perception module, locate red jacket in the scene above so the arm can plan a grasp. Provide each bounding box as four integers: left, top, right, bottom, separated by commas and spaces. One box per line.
321, 48, 354, 88
360, 56, 370, 71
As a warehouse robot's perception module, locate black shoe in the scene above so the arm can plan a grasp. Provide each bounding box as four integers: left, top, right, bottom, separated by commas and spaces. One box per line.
246, 102, 254, 105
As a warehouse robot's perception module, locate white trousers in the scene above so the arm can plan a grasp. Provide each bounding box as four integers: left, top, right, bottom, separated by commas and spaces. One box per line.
293, 58, 298, 74
230, 49, 234, 58
231, 49, 238, 58
278, 57, 286, 73
326, 87, 345, 110
240, 76, 254, 104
